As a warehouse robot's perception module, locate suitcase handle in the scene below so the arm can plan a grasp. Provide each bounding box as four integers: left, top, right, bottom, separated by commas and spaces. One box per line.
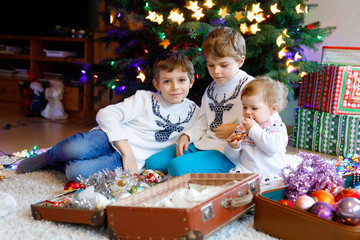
221, 191, 253, 208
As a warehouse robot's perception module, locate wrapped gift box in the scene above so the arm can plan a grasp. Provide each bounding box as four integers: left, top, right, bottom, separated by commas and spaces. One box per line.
299, 65, 360, 115
292, 108, 360, 156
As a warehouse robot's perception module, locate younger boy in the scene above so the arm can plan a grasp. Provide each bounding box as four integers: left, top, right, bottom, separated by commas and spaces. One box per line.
225, 75, 289, 191
16, 50, 199, 181
146, 27, 253, 175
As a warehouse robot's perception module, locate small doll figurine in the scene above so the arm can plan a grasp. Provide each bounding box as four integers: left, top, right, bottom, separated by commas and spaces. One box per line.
41, 80, 68, 120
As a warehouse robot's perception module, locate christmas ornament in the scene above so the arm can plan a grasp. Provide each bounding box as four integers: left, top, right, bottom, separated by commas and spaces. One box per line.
42, 197, 71, 208
114, 191, 132, 201
282, 152, 344, 203
64, 181, 83, 192
310, 190, 335, 205
334, 188, 360, 202
308, 202, 336, 221
294, 195, 315, 210
278, 199, 294, 207
335, 197, 360, 225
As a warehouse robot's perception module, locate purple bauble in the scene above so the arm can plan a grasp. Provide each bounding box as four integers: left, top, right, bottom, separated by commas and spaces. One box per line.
335, 197, 360, 225
308, 202, 336, 221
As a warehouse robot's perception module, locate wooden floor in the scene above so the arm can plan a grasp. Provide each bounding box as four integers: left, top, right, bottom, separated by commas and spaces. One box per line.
0, 102, 97, 155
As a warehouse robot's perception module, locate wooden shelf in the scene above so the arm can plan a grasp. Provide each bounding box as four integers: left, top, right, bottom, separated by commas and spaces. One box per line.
0, 35, 94, 120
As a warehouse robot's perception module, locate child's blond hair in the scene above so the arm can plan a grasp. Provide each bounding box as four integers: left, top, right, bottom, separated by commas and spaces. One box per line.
241, 75, 289, 112
153, 50, 194, 82
201, 26, 246, 61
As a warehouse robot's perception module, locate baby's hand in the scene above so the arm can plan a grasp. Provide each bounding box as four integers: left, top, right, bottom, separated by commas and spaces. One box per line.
226, 133, 244, 149
242, 117, 256, 132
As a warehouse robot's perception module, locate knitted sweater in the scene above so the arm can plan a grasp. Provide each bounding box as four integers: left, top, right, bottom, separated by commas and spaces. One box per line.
96, 90, 199, 171
184, 70, 253, 153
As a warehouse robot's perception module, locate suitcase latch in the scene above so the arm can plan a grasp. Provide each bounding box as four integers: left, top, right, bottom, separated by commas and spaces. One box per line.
248, 180, 257, 193
201, 203, 214, 222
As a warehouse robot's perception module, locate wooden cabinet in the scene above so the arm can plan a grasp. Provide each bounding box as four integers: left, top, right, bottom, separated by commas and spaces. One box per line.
0, 35, 94, 120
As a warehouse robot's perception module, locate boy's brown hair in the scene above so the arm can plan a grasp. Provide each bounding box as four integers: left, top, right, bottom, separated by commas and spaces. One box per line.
153, 50, 195, 81
241, 75, 289, 112
201, 26, 246, 61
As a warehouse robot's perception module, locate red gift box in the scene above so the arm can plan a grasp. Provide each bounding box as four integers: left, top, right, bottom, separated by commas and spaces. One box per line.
299, 65, 360, 115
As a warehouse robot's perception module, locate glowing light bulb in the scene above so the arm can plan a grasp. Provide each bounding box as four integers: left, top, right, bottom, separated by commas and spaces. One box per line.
240, 23, 248, 34
254, 13, 265, 23
186, 1, 200, 12
287, 65, 297, 73
278, 48, 287, 59
286, 59, 294, 66
234, 11, 244, 21
247, 11, 255, 22
192, 8, 204, 20
146, 11, 157, 21
300, 72, 307, 77
137, 72, 146, 82
250, 23, 260, 34
219, 7, 230, 18
252, 3, 263, 14
203, 0, 215, 8
296, 4, 305, 14
294, 52, 302, 61
270, 3, 281, 14
168, 9, 185, 25
276, 35, 286, 47
282, 29, 290, 37
160, 39, 170, 49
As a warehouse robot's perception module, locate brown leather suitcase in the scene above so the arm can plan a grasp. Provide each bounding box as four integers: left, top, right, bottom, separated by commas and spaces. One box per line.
31, 190, 107, 226
106, 173, 260, 240
254, 175, 360, 240
31, 173, 259, 239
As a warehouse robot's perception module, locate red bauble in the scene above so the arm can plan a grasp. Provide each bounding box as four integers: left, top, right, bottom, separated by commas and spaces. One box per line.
311, 190, 335, 205
64, 181, 82, 192
335, 188, 360, 202
278, 199, 294, 207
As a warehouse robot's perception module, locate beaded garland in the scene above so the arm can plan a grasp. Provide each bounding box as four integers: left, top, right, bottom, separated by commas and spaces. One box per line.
332, 153, 360, 175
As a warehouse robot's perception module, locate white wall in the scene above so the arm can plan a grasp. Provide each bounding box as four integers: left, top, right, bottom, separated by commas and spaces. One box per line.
303, 0, 360, 62
280, 0, 360, 127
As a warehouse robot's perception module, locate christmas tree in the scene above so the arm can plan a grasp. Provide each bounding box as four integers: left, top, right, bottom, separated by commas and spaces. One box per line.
81, 0, 335, 104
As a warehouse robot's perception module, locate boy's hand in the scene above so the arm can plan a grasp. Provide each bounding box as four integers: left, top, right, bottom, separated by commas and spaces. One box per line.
214, 123, 237, 139
176, 134, 190, 157
113, 140, 139, 174
226, 136, 242, 149
242, 117, 256, 132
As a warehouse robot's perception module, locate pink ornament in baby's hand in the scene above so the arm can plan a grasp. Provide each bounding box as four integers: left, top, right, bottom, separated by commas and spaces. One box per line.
294, 195, 315, 210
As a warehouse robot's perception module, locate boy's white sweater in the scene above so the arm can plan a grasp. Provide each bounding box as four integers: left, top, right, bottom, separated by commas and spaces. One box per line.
184, 70, 253, 153
96, 90, 199, 171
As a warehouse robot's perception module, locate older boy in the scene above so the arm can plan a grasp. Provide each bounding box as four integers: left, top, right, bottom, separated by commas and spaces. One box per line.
17, 50, 199, 180
147, 27, 254, 175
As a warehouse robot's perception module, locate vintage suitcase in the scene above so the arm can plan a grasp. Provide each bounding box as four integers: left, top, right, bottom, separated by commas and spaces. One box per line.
254, 175, 360, 240
107, 173, 260, 240
31, 190, 107, 226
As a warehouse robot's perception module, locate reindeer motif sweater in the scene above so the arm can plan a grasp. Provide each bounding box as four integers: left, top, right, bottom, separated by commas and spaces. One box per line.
184, 70, 253, 153
96, 90, 199, 172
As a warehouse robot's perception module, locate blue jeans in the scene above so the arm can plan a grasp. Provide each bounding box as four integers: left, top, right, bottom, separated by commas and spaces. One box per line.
146, 143, 235, 176
44, 129, 122, 181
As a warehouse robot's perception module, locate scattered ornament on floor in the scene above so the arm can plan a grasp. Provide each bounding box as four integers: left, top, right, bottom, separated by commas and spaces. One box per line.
64, 181, 84, 193
42, 197, 72, 208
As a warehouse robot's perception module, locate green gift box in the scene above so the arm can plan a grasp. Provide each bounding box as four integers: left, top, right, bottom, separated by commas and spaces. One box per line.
292, 108, 360, 156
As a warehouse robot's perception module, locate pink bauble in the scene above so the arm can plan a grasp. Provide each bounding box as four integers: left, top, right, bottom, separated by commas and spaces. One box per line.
294, 195, 316, 210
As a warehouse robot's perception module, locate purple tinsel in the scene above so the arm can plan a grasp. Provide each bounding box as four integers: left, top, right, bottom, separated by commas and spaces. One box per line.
282, 152, 344, 203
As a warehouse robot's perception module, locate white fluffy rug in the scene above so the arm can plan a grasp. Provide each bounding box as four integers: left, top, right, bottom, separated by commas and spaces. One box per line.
0, 153, 303, 240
